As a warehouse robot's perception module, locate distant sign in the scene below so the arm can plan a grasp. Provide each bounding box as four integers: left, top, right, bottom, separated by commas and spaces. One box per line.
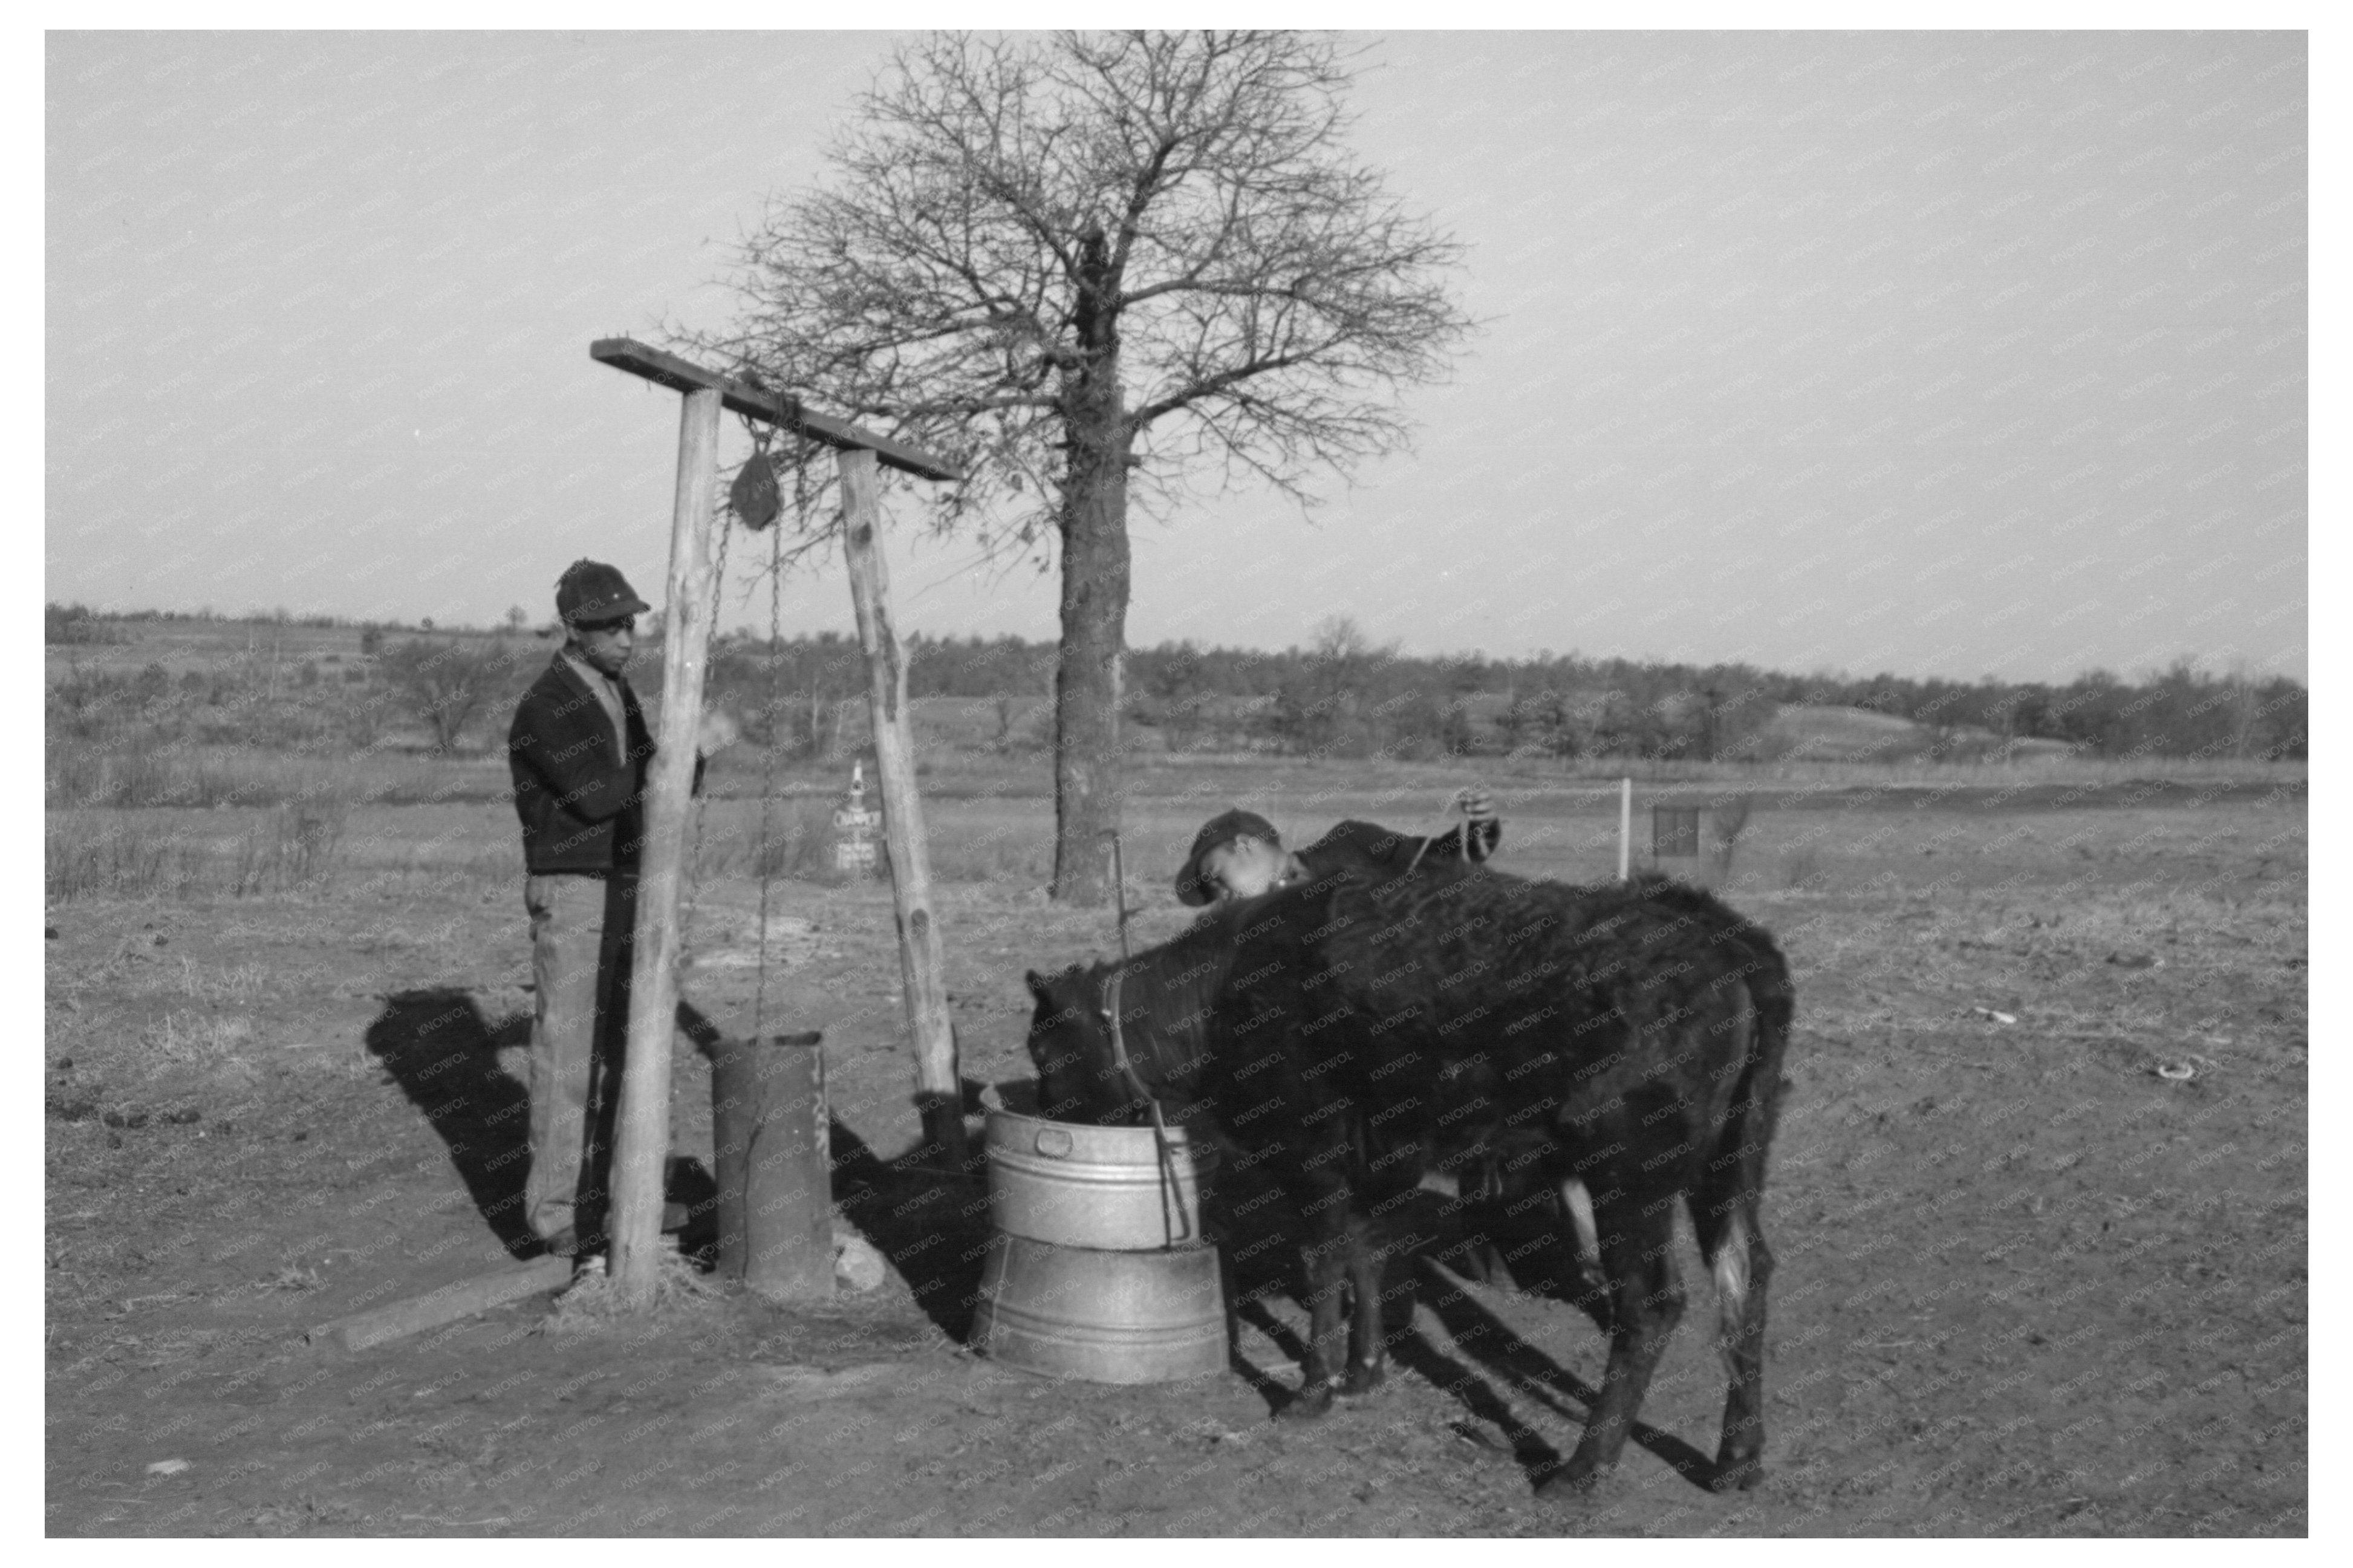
1653, 806, 1702, 859
834, 760, 879, 874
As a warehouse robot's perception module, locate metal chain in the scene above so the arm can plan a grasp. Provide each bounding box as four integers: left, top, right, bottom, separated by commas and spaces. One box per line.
680, 490, 736, 955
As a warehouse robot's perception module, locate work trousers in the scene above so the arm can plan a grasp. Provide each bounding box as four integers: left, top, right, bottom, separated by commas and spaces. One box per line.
522, 871, 636, 1247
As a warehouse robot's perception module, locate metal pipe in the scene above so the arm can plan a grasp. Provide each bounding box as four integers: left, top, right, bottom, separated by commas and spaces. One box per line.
712, 1031, 833, 1299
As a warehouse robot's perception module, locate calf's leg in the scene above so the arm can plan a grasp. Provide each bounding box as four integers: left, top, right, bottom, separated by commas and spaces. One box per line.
1338, 1214, 1388, 1397
1280, 1223, 1349, 1419
1692, 991, 1783, 1491
1559, 1176, 1613, 1327
1537, 1188, 1684, 1498
1693, 1188, 1774, 1491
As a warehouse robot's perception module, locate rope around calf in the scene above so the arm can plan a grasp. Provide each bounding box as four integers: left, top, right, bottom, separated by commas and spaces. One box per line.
1099, 966, 1195, 1248
1402, 789, 1490, 879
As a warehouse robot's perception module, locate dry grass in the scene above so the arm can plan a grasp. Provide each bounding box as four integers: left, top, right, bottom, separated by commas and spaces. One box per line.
693, 799, 856, 887
540, 1251, 722, 1331
689, 797, 1053, 888
1483, 749, 2307, 793
175, 957, 270, 1006
44, 726, 2303, 921
48, 804, 350, 903
45, 819, 208, 902
48, 735, 506, 810
1779, 844, 1829, 892
926, 820, 1051, 884
138, 1010, 259, 1070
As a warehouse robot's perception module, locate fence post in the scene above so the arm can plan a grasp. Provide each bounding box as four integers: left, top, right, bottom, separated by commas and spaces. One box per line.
1618, 776, 1632, 882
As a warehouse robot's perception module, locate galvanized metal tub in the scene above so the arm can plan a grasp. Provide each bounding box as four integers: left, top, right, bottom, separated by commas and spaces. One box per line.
982, 1082, 1218, 1251
969, 1232, 1228, 1384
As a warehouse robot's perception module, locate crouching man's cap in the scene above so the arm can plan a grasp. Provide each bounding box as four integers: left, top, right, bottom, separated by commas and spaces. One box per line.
1174, 808, 1282, 906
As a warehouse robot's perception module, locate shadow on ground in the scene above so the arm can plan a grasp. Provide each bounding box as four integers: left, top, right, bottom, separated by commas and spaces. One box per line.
364, 987, 538, 1257
1409, 1257, 1722, 1491
824, 1088, 993, 1344
365, 988, 720, 1264
1180, 1132, 1727, 1492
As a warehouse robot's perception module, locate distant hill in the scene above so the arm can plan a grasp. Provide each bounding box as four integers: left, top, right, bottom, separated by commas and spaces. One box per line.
45, 607, 2305, 763
1756, 704, 2072, 764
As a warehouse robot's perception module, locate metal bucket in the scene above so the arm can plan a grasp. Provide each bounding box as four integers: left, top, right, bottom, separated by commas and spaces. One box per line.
970, 1232, 1228, 1384
982, 1083, 1218, 1251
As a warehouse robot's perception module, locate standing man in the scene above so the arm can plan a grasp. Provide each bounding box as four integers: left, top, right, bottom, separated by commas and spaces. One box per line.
1173, 789, 1502, 908
506, 559, 734, 1263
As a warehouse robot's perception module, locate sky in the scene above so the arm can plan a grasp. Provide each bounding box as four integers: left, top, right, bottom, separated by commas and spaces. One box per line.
45, 30, 2308, 685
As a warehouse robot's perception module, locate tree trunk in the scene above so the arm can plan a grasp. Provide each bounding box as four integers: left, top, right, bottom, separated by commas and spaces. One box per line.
1050, 226, 1131, 906
1051, 439, 1131, 904
2231, 677, 2257, 760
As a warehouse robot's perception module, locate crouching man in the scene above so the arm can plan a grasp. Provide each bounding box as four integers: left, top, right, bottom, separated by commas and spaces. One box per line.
505, 559, 737, 1266
1173, 790, 1550, 1295
1171, 790, 1501, 908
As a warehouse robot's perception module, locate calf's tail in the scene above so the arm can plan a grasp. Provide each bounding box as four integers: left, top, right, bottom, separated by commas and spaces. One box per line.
1694, 929, 1794, 1361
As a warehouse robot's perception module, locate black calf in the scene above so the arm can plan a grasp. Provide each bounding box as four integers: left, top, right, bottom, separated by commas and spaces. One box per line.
1025, 871, 1793, 1495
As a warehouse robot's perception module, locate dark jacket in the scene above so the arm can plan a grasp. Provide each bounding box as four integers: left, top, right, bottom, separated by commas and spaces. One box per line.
507, 654, 656, 875
1294, 816, 1501, 884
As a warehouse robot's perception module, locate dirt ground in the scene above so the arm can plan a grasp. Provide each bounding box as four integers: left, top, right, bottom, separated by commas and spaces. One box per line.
44, 771, 2307, 1536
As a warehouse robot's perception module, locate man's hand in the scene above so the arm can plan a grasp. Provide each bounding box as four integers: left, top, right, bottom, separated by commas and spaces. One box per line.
1456, 786, 1498, 825
697, 706, 743, 756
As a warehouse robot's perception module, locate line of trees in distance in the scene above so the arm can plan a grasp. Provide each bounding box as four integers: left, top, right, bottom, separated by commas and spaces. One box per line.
46, 603, 2307, 765
711, 616, 2304, 764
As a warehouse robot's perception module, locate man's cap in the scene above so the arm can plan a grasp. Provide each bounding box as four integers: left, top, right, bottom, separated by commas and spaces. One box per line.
1174, 808, 1282, 906
556, 559, 650, 626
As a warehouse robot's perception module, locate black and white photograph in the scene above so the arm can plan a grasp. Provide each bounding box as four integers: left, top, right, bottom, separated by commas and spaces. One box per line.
42, 21, 2312, 1540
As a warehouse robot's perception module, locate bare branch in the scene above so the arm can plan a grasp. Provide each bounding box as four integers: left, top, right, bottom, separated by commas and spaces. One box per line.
677, 29, 1469, 556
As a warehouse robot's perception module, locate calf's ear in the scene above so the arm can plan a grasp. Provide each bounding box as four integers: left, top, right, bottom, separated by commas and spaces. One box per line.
1024, 968, 1049, 1000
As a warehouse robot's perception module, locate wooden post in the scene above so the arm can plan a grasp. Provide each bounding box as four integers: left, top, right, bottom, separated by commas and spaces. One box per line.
609, 384, 723, 1301
1618, 777, 1632, 883
587, 340, 963, 1315
837, 447, 968, 1171
712, 1032, 833, 1299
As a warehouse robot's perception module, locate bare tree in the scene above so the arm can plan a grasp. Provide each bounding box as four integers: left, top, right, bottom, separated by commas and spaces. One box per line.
380, 637, 509, 754
701, 31, 1471, 902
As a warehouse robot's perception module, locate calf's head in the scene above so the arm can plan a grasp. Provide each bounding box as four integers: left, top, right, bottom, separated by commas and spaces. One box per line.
1022, 967, 1147, 1125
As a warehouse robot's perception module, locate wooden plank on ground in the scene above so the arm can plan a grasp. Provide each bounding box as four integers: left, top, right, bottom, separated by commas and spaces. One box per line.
308, 1257, 573, 1352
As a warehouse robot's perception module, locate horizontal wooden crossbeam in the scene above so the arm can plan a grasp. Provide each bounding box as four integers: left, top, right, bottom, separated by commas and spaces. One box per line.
591, 337, 963, 484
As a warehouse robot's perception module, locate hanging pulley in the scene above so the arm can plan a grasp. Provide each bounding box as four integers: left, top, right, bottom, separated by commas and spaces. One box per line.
729, 452, 783, 532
